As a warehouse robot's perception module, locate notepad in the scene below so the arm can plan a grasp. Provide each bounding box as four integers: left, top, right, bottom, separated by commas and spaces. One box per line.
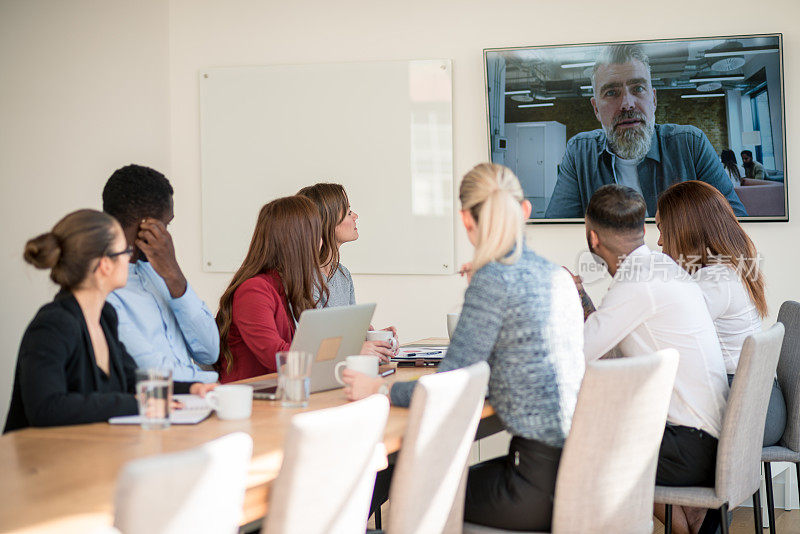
108, 394, 213, 425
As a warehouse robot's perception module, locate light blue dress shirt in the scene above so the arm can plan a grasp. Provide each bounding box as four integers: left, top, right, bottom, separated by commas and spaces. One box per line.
107, 261, 220, 383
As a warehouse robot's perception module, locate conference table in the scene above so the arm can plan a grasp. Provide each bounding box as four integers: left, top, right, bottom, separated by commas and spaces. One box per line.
0, 339, 499, 533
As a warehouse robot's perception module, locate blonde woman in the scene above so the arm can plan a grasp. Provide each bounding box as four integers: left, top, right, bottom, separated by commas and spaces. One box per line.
342, 163, 585, 531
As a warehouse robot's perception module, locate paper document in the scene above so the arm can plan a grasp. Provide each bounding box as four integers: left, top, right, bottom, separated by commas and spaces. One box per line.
108, 394, 213, 425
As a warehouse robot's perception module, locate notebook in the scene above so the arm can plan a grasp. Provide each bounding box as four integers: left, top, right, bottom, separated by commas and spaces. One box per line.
391, 346, 446, 363
108, 394, 213, 425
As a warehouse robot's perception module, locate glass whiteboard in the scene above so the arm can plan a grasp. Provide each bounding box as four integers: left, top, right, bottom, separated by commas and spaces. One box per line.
199, 59, 454, 274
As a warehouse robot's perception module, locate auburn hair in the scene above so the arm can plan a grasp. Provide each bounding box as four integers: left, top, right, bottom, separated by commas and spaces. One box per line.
297, 183, 349, 275
216, 196, 327, 372
657, 180, 767, 317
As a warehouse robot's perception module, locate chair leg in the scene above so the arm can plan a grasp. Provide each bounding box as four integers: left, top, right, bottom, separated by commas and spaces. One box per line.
796, 463, 800, 509
753, 489, 764, 534
665, 503, 672, 534
375, 507, 382, 530
765, 462, 776, 534
720, 503, 730, 534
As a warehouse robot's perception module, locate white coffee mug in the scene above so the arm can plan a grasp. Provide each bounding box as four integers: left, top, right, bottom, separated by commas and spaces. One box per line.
205, 385, 253, 420
447, 313, 460, 339
366, 330, 398, 352
335, 355, 379, 385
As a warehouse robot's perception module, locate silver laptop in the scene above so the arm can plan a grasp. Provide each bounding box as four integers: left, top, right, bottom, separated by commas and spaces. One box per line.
251, 303, 375, 398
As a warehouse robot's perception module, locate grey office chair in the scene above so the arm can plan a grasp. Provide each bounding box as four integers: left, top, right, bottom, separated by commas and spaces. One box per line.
658, 324, 785, 534
762, 301, 800, 533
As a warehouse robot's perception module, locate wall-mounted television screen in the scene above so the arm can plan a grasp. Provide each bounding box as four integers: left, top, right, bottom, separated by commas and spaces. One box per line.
484, 34, 787, 222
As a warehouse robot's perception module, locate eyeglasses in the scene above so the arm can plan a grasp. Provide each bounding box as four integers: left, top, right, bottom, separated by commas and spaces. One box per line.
107, 246, 134, 258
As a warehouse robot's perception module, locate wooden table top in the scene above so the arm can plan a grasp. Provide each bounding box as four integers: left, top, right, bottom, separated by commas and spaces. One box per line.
0, 338, 496, 533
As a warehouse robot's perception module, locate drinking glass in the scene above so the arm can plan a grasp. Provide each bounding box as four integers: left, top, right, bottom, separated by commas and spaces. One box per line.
135, 368, 173, 429
276, 351, 314, 408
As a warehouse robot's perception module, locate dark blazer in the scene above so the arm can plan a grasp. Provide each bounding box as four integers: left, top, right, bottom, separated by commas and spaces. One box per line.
4, 291, 191, 433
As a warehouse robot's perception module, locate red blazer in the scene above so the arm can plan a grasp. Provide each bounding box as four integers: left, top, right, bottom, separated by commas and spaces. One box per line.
219, 271, 296, 383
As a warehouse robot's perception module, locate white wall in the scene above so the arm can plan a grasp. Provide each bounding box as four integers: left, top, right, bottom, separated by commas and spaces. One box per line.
1, 0, 799, 432
0, 0, 170, 427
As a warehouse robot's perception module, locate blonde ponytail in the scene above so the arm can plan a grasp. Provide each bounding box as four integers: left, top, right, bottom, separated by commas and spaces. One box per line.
459, 163, 525, 273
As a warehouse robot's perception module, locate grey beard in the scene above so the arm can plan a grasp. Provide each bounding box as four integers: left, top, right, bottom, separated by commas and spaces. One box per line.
606, 121, 655, 160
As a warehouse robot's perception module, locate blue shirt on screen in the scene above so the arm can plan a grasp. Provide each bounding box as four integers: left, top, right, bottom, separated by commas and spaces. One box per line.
544, 123, 748, 218
107, 261, 220, 383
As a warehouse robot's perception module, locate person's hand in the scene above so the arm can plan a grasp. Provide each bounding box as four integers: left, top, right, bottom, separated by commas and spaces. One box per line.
189, 382, 217, 397
341, 369, 385, 401
562, 266, 583, 291
361, 341, 394, 363
136, 218, 187, 298
381, 326, 398, 339
459, 262, 473, 283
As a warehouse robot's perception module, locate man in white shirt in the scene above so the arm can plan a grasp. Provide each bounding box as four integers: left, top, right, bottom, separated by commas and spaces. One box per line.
576, 184, 729, 534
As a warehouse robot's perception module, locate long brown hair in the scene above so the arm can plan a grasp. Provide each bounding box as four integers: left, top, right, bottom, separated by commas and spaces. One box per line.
24, 209, 118, 290
216, 196, 327, 372
297, 183, 349, 276
657, 180, 767, 317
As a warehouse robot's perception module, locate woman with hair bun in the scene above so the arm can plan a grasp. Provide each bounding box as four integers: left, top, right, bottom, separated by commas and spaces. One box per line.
4, 210, 214, 433
342, 163, 586, 531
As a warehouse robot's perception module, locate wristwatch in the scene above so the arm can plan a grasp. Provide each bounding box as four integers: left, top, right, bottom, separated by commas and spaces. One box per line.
378, 382, 390, 397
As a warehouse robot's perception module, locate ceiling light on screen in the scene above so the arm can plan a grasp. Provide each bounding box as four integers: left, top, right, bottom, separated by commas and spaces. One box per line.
696, 82, 722, 92
505, 89, 531, 95
518, 103, 555, 108
511, 94, 535, 103
561, 61, 595, 69
681, 93, 725, 99
689, 75, 745, 82
711, 57, 746, 71
704, 47, 779, 57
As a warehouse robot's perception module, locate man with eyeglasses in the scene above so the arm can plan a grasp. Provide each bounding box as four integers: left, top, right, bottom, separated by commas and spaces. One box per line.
102, 164, 219, 382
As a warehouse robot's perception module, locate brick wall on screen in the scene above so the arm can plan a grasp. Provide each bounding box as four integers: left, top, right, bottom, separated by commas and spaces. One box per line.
505, 90, 729, 154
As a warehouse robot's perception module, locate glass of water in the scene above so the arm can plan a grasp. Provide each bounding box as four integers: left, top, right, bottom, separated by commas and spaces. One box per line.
276, 351, 313, 408
135, 368, 173, 429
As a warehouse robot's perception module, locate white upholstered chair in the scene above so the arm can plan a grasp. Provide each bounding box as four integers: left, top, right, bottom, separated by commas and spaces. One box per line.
385, 361, 490, 534
262, 394, 390, 534
464, 350, 679, 534
113, 432, 253, 534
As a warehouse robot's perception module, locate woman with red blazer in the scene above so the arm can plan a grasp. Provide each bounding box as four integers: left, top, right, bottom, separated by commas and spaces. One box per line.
216, 196, 327, 383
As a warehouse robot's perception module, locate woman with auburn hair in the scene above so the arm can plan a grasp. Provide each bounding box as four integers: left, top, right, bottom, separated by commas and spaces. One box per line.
656, 180, 785, 446
297, 183, 397, 361
216, 196, 326, 383
5, 210, 214, 433
342, 164, 585, 532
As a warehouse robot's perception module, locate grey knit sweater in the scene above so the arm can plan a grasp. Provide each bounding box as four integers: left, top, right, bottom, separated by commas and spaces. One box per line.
390, 247, 585, 447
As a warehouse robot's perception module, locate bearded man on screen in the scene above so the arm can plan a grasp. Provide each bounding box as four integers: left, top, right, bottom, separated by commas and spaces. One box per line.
545, 44, 747, 218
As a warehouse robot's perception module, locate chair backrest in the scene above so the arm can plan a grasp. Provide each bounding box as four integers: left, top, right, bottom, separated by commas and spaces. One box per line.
716, 323, 785, 506
263, 395, 389, 534
113, 432, 253, 534
777, 300, 800, 451
387, 361, 490, 534
551, 350, 678, 534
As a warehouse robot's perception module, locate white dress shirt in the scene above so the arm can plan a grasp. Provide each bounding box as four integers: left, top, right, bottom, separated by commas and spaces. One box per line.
584, 245, 729, 437
693, 264, 762, 375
